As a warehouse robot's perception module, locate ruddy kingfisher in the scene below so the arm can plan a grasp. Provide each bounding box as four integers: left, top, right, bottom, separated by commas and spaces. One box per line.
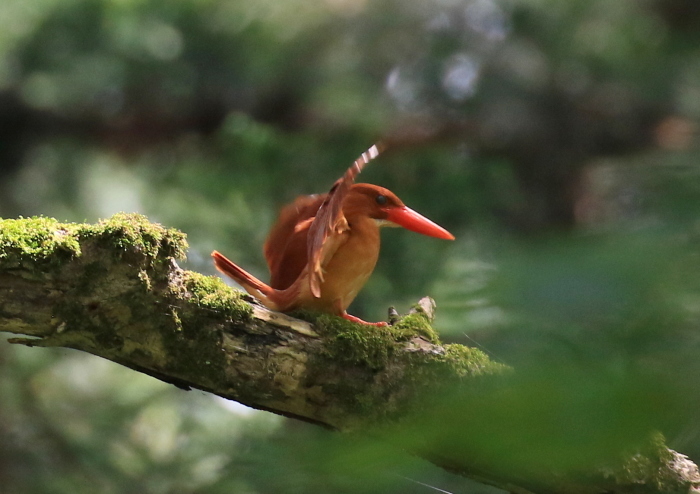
212, 144, 454, 326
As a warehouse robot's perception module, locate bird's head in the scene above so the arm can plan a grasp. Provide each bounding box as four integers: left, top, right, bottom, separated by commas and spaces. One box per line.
345, 183, 455, 240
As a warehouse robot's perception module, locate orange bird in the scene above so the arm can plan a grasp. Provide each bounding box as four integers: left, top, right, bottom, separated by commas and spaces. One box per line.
211, 144, 454, 326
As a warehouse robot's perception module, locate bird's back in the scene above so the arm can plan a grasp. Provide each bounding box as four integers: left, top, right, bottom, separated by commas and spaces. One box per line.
264, 194, 326, 290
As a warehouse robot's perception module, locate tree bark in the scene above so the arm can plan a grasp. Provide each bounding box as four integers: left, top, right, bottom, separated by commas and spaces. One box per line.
1, 213, 698, 494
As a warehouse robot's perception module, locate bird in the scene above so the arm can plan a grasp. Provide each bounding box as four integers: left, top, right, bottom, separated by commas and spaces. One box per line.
211, 143, 454, 326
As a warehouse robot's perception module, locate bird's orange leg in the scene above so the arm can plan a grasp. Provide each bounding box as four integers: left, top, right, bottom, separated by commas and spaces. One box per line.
342, 311, 388, 327
332, 299, 388, 326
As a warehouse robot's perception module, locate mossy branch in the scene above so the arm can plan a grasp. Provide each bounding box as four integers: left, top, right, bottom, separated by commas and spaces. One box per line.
1, 214, 698, 494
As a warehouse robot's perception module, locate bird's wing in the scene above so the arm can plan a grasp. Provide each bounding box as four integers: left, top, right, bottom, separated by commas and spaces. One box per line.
264, 193, 325, 290
307, 143, 384, 298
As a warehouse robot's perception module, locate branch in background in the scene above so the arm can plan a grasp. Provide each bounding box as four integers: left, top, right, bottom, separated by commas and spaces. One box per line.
0, 213, 698, 494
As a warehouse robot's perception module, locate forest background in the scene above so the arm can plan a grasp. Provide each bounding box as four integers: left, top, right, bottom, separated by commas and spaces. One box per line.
2, 0, 700, 492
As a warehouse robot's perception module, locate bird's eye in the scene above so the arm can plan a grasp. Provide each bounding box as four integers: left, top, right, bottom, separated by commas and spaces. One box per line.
376, 194, 387, 206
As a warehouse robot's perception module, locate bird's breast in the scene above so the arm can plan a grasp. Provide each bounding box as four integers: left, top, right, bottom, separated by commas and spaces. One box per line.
314, 219, 381, 313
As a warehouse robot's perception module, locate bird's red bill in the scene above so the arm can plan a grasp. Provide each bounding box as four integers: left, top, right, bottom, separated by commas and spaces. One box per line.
385, 206, 455, 240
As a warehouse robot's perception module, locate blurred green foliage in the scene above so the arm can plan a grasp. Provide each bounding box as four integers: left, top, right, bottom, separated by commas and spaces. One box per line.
2, 0, 700, 492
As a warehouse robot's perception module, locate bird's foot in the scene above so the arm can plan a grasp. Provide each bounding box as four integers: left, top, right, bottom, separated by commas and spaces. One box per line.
342, 312, 388, 327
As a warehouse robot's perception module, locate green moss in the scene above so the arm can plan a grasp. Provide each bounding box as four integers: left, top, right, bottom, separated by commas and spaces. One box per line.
304, 310, 442, 370
318, 314, 396, 369
182, 271, 253, 323
0, 213, 187, 272
391, 313, 439, 343
0, 216, 82, 269
80, 213, 188, 262
297, 307, 498, 375
438, 344, 507, 377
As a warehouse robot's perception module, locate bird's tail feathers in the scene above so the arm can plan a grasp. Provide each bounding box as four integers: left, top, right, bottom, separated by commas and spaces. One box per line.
211, 251, 277, 306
